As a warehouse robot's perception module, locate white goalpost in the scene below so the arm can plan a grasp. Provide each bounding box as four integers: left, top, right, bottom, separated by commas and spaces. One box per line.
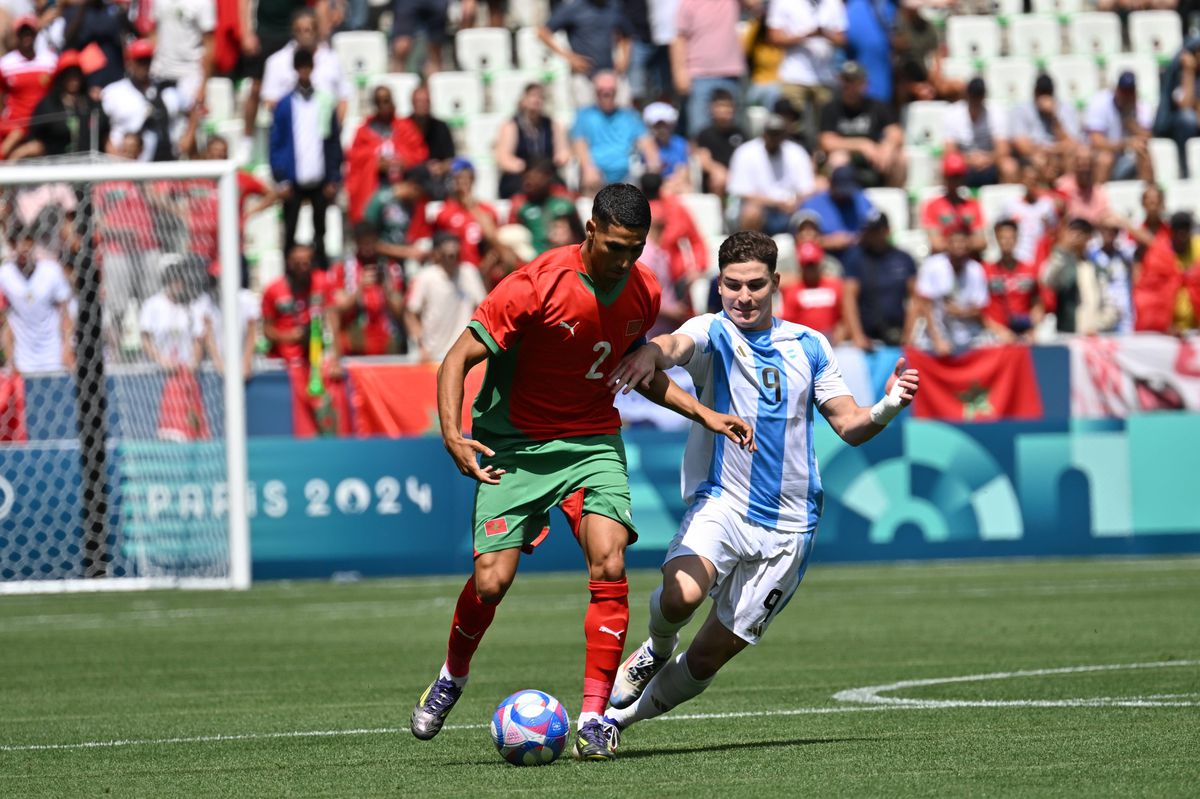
0, 158, 250, 593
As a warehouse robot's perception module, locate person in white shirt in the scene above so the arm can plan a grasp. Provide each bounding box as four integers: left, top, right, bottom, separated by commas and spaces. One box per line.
942, 77, 1017, 187
149, 0, 214, 114
1084, 71, 1154, 182
260, 8, 350, 121
404, 232, 487, 362
101, 39, 186, 161
0, 226, 73, 374
194, 260, 261, 382
140, 257, 210, 441
765, 0, 846, 143
912, 225, 990, 355
727, 113, 815, 236
1002, 161, 1060, 264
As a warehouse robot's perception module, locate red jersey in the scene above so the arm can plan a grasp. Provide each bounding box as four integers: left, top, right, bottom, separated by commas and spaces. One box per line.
469, 244, 661, 442
435, 199, 498, 266
158, 178, 220, 261
920, 189, 984, 237
983, 259, 1040, 326
780, 276, 843, 336
261, 270, 333, 363
93, 181, 156, 253
0, 49, 55, 137
328, 256, 404, 355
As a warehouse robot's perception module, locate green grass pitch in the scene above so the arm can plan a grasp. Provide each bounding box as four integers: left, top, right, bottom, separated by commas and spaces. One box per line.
2, 557, 1198, 797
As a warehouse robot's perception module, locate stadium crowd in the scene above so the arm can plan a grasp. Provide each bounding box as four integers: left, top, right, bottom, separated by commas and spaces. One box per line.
0, 0, 1199, 404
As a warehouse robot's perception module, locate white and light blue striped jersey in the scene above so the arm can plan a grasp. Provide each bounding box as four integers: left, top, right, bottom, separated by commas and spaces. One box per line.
676, 312, 852, 532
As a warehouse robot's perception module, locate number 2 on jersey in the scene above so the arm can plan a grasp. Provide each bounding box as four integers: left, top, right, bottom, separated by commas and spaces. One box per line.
585, 341, 612, 380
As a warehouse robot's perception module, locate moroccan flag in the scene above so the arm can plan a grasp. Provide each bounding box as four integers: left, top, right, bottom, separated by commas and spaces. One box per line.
903, 345, 1044, 422
157, 368, 211, 441
288, 363, 352, 438
347, 361, 485, 437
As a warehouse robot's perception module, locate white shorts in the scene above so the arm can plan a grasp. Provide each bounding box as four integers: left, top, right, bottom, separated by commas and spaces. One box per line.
664, 498, 815, 645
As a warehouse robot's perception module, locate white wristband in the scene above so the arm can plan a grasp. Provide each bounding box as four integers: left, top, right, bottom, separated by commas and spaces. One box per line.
869, 381, 906, 427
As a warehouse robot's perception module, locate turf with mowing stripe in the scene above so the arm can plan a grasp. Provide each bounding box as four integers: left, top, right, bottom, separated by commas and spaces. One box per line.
1, 557, 1197, 797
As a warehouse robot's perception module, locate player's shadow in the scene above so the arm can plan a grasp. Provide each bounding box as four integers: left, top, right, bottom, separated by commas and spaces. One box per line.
616, 735, 880, 760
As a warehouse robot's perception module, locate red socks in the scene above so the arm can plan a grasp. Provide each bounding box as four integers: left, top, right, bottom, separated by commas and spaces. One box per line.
581, 578, 630, 715
445, 577, 497, 678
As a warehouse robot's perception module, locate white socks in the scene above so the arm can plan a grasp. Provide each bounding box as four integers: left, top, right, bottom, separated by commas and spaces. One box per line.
607, 652, 713, 728
439, 662, 468, 688
647, 586, 689, 658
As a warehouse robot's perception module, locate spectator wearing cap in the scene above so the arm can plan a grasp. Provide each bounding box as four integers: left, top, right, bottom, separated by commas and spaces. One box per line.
1043, 217, 1120, 335
920, 153, 987, 255
58, 0, 125, 90
1054, 144, 1112, 227
269, 47, 343, 269
727, 111, 815, 236
508, 159, 579, 254
780, 240, 844, 339
913, 225, 990, 355
1084, 70, 1154, 182
797, 165, 875, 262
330, 223, 407, 356
13, 50, 108, 161
102, 39, 186, 162
1002, 161, 1060, 265
540, 0, 633, 107
672, 0, 745, 139
364, 165, 432, 265
840, 211, 917, 349
571, 71, 657, 195
0, 16, 56, 159
1153, 37, 1200, 178
641, 172, 709, 286
818, 61, 906, 189
1134, 211, 1200, 333
149, 0, 215, 156
405, 232, 488, 363
494, 83, 571, 200
434, 160, 500, 268
943, 77, 1017, 187
788, 210, 843, 283
261, 9, 351, 120
983, 219, 1044, 342
695, 88, 746, 196
346, 85, 429, 224
1011, 74, 1081, 167
643, 101, 692, 193
408, 85, 457, 198
766, 0, 846, 146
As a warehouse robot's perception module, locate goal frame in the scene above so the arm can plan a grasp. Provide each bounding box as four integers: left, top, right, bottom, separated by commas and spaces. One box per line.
0, 159, 250, 594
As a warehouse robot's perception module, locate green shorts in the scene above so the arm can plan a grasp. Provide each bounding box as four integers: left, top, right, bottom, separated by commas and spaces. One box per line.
472, 434, 637, 556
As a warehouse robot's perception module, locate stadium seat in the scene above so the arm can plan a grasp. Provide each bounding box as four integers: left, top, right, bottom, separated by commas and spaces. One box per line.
1067, 12, 1121, 60
576, 196, 593, 223
490, 69, 539, 115
293, 204, 344, 258
1045, 55, 1100, 109
939, 57, 978, 83
1008, 15, 1061, 61
1031, 0, 1083, 16
254, 249, 285, 291
243, 207, 280, 260
1164, 179, 1200, 213
474, 161, 500, 202
1104, 54, 1160, 105
677, 192, 725, 242
892, 228, 930, 262
863, 187, 910, 232
367, 72, 422, 117
978, 184, 1024, 229
946, 17, 1002, 61
1150, 138, 1181, 185
1128, 10, 1183, 63
508, 0, 547, 28
904, 146, 938, 196
985, 58, 1037, 106
455, 27, 513, 74
1104, 180, 1147, 224
903, 101, 948, 148
745, 105, 769, 138
993, 0, 1023, 19
331, 31, 388, 87
1187, 139, 1200, 179
516, 26, 568, 73
492, 198, 511, 223
204, 78, 236, 123
427, 72, 485, 123
464, 113, 505, 164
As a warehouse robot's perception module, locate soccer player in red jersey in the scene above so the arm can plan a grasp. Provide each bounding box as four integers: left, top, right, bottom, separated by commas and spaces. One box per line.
410, 183, 754, 760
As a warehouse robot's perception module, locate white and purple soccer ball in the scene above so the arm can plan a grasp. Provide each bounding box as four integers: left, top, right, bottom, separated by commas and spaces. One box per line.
490, 689, 570, 766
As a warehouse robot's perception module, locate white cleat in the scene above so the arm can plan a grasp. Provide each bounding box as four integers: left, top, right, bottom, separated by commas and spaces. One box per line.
609, 639, 670, 709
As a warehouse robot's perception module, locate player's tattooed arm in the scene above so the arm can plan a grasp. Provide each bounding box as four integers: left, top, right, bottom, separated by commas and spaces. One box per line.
607, 333, 696, 395
437, 329, 507, 484
638, 370, 756, 452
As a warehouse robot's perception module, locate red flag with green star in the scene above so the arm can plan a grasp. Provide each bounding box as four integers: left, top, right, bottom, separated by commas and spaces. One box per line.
903, 345, 1044, 422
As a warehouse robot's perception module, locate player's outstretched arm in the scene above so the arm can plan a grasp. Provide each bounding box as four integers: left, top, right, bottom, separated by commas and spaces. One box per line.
437, 329, 507, 485
638, 369, 756, 452
820, 357, 919, 447
607, 333, 696, 395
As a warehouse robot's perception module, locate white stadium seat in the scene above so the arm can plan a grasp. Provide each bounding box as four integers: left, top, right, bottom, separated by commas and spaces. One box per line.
1068, 13, 1121, 60
1187, 139, 1200, 179
490, 69, 539, 115
903, 101, 948, 148
1150, 138, 1181, 185
474, 161, 500, 202
1164, 180, 1200, 214
1008, 15, 1061, 60
939, 57, 978, 83
254, 249, 285, 292
516, 26, 568, 73
1045, 55, 1100, 109
993, 0, 1024, 18
864, 187, 910, 232
1104, 180, 1147, 225
745, 105, 769, 138
367, 72, 422, 117
772, 234, 797, 276
985, 58, 1037, 106
1128, 10, 1183, 63
905, 146, 938, 196
1105, 54, 1161, 105
1031, 0, 1083, 16
946, 16, 1002, 61
204, 78, 236, 122
464, 113, 506, 164
331, 31, 388, 86
978, 184, 1025, 229
455, 27, 513, 73
892, 229, 930, 262
427, 71, 485, 121
508, 0, 547, 28
677, 192, 725, 243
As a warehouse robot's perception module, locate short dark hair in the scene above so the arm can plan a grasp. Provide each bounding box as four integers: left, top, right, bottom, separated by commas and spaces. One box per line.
591, 182, 651, 232
639, 172, 663, 201
710, 88, 735, 105
718, 231, 778, 273
353, 221, 377, 241
433, 231, 461, 248
994, 218, 1018, 234
293, 47, 315, 71
526, 157, 556, 177
1067, 217, 1094, 234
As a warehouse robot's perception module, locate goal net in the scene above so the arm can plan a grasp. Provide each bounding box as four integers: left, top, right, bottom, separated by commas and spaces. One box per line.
0, 157, 249, 593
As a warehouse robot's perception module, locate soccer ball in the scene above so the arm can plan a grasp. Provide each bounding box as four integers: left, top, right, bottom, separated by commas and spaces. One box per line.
490, 689, 570, 766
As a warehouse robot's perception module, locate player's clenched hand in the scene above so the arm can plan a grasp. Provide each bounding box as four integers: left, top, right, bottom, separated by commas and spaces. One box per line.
704, 412, 756, 453
443, 435, 507, 485
607, 345, 659, 395
885, 357, 920, 406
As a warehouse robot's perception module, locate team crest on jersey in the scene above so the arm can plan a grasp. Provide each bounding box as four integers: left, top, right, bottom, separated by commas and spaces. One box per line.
484, 518, 508, 536
624, 319, 643, 336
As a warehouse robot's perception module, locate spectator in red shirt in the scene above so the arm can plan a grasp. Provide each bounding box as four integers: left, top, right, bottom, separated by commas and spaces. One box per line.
983, 219, 1043, 342
641, 172, 709, 283
345, 85, 429, 224
434, 159, 500, 267
920, 152, 986, 255
261, 243, 341, 365
0, 16, 57, 159
780, 240, 843, 339
1128, 183, 1170, 254
330, 223, 406, 356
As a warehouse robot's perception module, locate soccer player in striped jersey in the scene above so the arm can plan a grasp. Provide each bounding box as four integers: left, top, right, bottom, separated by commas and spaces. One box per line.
600, 231, 920, 743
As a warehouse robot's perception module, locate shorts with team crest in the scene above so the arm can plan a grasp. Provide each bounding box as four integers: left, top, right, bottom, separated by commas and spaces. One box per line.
471, 434, 638, 556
